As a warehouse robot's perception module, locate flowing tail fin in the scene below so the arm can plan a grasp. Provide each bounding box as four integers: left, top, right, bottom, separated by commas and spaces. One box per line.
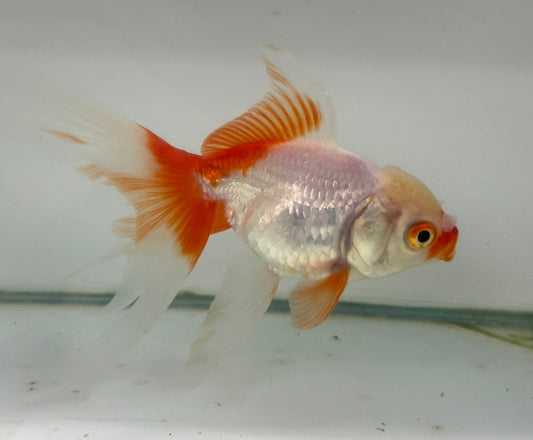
44, 99, 224, 383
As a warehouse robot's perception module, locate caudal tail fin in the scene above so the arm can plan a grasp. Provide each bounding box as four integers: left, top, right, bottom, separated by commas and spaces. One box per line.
44, 99, 224, 383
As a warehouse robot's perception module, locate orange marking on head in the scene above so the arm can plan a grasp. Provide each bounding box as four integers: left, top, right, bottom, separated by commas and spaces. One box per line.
381, 166, 442, 216
428, 225, 458, 262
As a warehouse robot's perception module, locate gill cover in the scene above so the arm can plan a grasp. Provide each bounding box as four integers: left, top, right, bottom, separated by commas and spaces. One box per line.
346, 197, 397, 267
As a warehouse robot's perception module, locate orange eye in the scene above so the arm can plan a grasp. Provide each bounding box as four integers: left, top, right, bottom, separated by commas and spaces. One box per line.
407, 222, 437, 249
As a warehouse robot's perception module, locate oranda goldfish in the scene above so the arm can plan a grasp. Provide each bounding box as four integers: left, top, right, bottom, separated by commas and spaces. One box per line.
45, 46, 458, 368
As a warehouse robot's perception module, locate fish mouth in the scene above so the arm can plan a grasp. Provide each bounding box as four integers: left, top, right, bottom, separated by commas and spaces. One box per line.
428, 225, 458, 262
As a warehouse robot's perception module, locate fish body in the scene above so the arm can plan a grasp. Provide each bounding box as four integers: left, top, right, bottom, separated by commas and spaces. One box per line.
45, 46, 458, 368
205, 139, 380, 280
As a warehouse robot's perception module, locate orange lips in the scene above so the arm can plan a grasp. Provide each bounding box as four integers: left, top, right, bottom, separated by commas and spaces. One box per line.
428, 226, 459, 262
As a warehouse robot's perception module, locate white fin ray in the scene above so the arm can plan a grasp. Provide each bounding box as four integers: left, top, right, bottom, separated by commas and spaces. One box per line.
43, 97, 212, 310
42, 96, 158, 179
105, 229, 180, 311
62, 226, 189, 384
186, 256, 280, 368
42, 98, 212, 382
64, 239, 133, 284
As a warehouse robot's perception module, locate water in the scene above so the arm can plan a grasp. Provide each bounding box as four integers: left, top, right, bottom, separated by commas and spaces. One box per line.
2, 1, 533, 438
1, 291, 532, 438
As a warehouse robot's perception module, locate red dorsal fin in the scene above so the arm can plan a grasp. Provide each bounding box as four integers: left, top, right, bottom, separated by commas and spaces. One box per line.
201, 45, 336, 157
289, 268, 350, 329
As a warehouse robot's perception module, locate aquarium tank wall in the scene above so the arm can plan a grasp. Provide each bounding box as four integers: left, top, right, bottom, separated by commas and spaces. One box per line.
1, 1, 532, 439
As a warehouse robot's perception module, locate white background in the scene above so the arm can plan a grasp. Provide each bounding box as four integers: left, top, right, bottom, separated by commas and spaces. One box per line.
1, 0, 533, 310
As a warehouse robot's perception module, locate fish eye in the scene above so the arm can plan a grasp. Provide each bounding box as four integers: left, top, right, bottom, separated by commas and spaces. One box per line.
407, 222, 437, 249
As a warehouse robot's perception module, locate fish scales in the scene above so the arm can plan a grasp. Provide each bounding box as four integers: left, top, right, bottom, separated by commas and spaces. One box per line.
207, 140, 381, 278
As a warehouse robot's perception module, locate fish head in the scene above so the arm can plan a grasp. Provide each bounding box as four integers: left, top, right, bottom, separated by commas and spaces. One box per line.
344, 166, 458, 278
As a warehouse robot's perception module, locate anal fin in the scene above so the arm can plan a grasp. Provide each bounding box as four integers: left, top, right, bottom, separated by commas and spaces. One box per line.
289, 268, 350, 329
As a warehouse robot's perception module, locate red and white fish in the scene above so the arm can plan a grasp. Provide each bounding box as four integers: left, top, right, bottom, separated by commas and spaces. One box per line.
45, 46, 458, 368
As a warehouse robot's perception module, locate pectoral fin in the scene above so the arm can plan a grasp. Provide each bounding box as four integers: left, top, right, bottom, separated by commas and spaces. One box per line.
289, 268, 350, 329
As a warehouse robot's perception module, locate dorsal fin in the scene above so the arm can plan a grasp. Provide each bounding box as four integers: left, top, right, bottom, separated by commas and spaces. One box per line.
201, 45, 336, 157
